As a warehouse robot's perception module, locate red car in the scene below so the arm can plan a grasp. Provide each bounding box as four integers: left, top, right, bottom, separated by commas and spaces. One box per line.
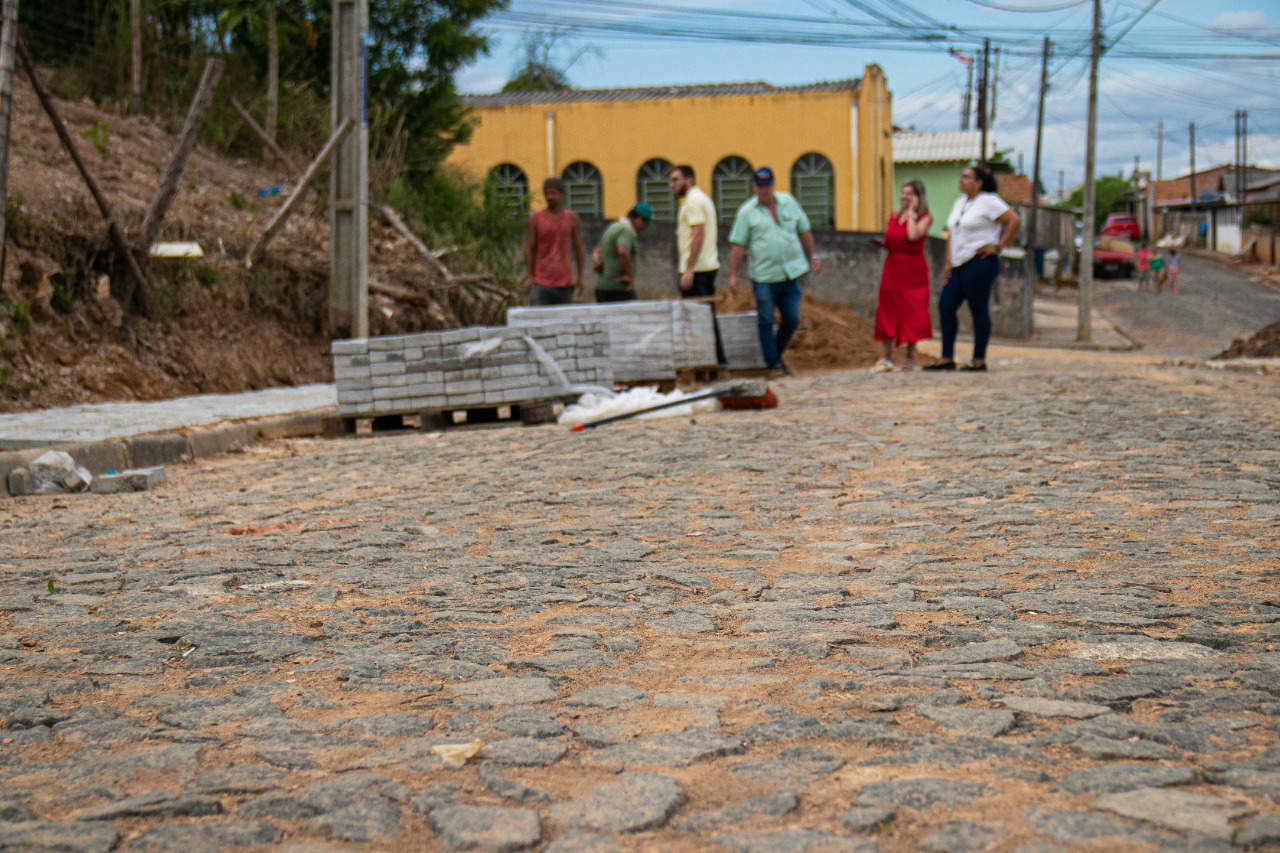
1101, 213, 1141, 240
1093, 236, 1137, 278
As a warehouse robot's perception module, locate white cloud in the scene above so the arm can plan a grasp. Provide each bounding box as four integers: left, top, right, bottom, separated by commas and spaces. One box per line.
1210, 11, 1268, 31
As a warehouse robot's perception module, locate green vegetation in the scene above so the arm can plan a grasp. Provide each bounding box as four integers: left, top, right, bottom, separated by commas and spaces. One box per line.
2, 299, 32, 336
79, 119, 110, 153
1064, 175, 1134, 230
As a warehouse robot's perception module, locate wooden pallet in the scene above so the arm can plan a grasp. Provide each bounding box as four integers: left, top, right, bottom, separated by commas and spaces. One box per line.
341, 400, 561, 435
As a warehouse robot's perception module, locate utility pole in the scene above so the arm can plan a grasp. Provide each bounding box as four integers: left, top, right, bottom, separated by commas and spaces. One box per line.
1058, 170, 1064, 200
1156, 121, 1163, 183
1188, 122, 1196, 212
130, 0, 142, 114
1025, 36, 1050, 338
1242, 109, 1248, 205
330, 0, 369, 338
0, 0, 17, 282
961, 61, 972, 130
990, 47, 1000, 125
977, 38, 990, 164
1078, 0, 1101, 343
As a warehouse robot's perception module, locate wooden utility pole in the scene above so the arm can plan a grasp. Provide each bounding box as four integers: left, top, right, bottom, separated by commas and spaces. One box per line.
141, 57, 223, 243
1025, 36, 1050, 335
17, 35, 152, 312
0, 0, 20, 282
1078, 0, 1101, 343
331, 0, 369, 338
961, 61, 972, 130
266, 0, 278, 143
1242, 109, 1248, 205
977, 38, 990, 164
130, 0, 142, 114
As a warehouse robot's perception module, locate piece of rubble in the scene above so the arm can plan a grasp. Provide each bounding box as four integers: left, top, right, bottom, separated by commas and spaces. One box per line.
90, 466, 166, 494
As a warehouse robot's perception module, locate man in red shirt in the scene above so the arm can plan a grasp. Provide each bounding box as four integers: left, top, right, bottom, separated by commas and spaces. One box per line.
524, 178, 585, 306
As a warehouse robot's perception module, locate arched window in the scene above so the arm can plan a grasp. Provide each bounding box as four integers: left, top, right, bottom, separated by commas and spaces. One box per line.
713, 156, 754, 225
791, 153, 835, 230
635, 158, 675, 223
487, 163, 528, 215
561, 161, 602, 219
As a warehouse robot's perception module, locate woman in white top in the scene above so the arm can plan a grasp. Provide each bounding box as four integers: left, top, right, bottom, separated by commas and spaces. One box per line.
924, 165, 1021, 371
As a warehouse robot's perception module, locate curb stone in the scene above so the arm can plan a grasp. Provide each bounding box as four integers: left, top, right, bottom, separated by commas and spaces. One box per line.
0, 409, 334, 498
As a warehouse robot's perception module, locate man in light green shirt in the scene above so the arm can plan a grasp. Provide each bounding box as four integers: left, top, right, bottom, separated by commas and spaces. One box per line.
728, 166, 822, 375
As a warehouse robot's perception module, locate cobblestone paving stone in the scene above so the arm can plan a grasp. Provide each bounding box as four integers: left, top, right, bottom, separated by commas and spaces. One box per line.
1, 355, 1279, 851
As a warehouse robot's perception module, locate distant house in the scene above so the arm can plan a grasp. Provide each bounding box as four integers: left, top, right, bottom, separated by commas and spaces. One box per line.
892, 130, 995, 236
448, 65, 895, 232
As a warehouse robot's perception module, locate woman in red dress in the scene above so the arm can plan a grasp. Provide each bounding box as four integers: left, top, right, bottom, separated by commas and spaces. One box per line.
873, 180, 933, 371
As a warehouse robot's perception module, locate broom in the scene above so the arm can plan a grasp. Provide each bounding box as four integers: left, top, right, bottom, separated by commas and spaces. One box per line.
569, 380, 776, 431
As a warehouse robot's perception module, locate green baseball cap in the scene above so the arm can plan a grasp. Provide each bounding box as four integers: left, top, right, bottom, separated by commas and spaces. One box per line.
633, 202, 653, 223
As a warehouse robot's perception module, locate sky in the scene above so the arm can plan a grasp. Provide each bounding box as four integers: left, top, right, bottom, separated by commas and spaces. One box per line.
454, 0, 1280, 195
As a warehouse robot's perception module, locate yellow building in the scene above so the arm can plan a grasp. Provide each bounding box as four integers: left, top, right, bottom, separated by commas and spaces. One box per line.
448, 64, 894, 232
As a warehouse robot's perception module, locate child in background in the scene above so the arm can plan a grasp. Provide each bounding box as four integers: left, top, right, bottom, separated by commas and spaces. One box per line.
1136, 243, 1152, 291
1149, 249, 1166, 293
1167, 249, 1180, 295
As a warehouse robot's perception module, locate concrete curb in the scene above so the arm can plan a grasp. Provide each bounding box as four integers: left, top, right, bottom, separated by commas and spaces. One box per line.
0, 408, 336, 498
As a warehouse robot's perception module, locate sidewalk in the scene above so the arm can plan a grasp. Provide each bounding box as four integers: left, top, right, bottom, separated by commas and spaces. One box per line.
0, 385, 336, 495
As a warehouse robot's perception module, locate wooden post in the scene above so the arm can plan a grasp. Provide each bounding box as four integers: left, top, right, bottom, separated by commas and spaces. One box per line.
0, 0, 20, 283
140, 57, 223, 244
130, 0, 142, 114
266, 0, 278, 144
17, 35, 153, 313
228, 97, 298, 176
245, 118, 354, 267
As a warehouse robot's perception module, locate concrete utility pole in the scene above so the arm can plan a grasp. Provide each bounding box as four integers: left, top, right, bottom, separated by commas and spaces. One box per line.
1156, 121, 1163, 183
130, 0, 142, 114
1242, 109, 1248, 205
0, 0, 19, 281
330, 0, 369, 339
1078, 0, 1101, 343
1189, 122, 1196, 213
1026, 36, 1050, 336
961, 61, 972, 130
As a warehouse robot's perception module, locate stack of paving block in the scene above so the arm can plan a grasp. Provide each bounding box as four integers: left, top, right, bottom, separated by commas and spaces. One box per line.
508, 301, 717, 382
332, 323, 611, 417
716, 312, 768, 370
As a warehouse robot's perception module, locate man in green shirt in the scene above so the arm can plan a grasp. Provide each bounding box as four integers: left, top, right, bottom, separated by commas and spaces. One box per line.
728, 167, 822, 375
593, 203, 653, 303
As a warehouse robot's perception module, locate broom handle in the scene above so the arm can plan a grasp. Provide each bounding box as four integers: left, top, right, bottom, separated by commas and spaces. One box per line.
570, 387, 727, 431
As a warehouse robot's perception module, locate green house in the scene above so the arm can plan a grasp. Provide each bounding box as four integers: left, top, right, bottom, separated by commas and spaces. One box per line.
893, 131, 994, 237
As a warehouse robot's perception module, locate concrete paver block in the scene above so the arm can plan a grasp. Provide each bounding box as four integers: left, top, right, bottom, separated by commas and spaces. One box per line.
187, 425, 254, 458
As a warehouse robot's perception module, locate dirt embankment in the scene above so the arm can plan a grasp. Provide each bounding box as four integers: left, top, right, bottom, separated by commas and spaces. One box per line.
0, 70, 890, 413
0, 71, 481, 413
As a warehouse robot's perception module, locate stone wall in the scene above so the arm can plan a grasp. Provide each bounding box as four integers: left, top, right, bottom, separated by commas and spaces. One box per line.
578, 218, 1032, 340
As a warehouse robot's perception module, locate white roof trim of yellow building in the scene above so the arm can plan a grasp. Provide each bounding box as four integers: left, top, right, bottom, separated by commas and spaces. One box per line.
463, 79, 861, 107
893, 130, 995, 164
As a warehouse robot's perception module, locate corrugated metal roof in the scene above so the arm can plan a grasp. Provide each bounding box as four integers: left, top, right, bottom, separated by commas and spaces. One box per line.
893, 130, 994, 164
463, 78, 861, 107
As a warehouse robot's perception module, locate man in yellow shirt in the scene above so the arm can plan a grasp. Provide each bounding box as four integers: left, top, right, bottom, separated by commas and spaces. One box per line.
668, 164, 727, 366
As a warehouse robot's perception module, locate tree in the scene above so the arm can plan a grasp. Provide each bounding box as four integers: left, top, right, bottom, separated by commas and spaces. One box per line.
502, 29, 596, 93
1067, 175, 1132, 229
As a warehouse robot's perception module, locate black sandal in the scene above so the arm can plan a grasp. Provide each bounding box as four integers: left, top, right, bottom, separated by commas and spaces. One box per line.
922, 360, 956, 371
959, 362, 988, 372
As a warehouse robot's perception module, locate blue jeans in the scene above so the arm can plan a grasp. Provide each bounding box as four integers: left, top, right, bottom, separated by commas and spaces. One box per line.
939, 254, 999, 361
753, 278, 802, 368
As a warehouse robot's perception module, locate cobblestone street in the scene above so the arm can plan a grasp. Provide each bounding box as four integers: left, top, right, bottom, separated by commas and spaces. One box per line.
2, 352, 1279, 852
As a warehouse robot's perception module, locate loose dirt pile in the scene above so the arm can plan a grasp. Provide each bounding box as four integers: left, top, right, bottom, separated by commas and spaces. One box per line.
718, 288, 899, 372
1213, 320, 1280, 360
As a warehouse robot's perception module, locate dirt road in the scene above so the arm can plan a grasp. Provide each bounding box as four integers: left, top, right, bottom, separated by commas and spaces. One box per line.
1094, 253, 1280, 358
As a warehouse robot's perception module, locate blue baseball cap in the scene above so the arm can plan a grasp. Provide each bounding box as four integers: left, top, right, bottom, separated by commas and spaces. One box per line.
752, 167, 775, 185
